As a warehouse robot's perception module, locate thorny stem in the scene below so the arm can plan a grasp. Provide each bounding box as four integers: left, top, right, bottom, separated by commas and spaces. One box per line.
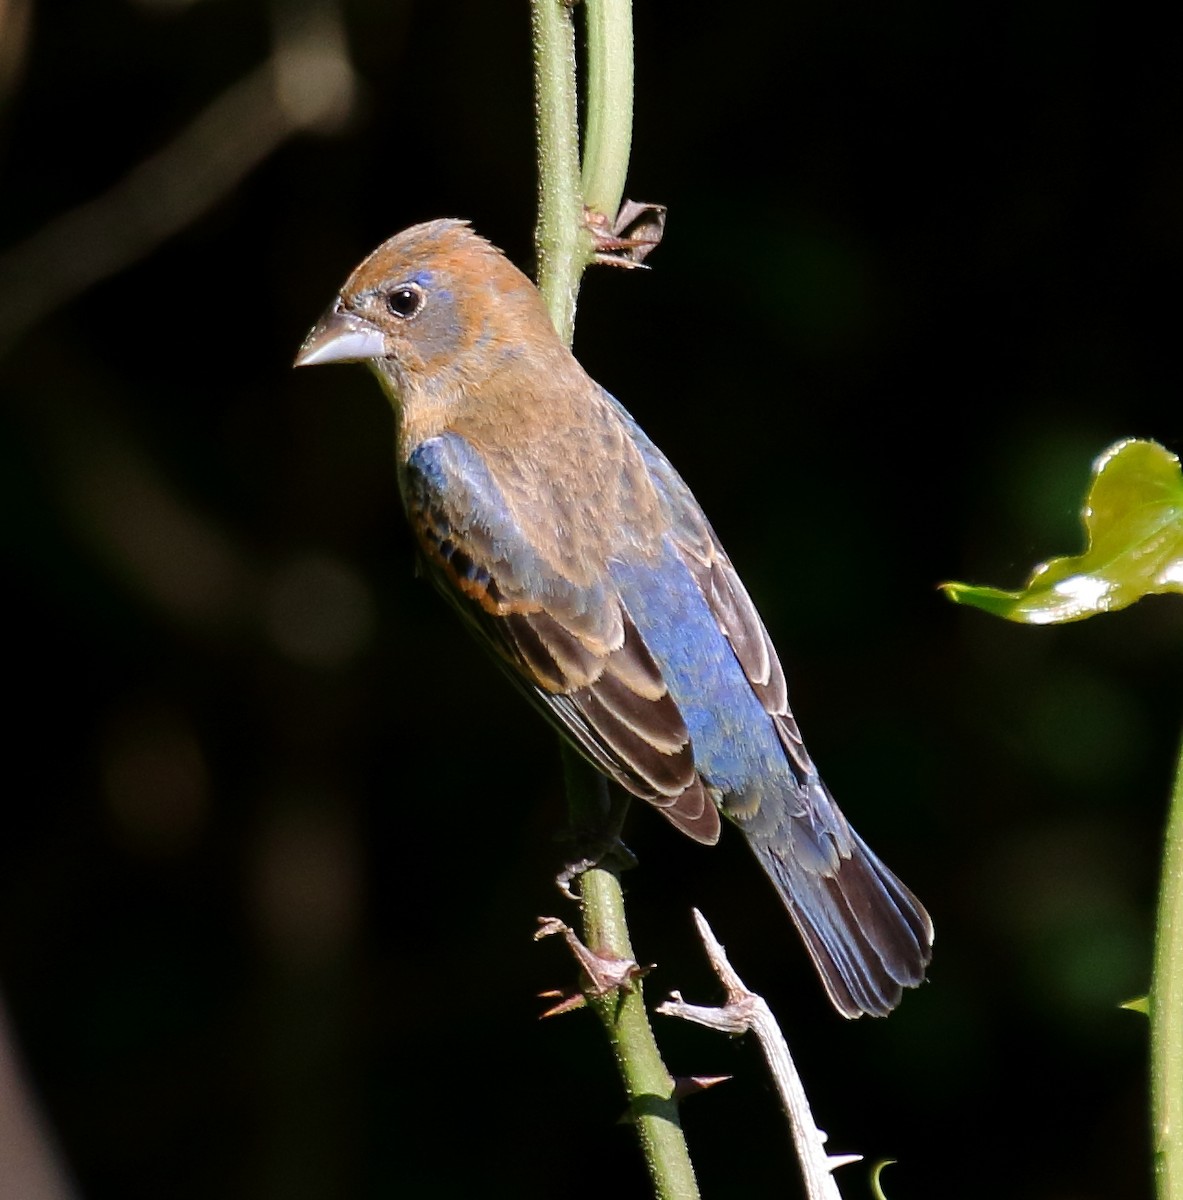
531, 3, 699, 1197
1153, 726, 1183, 1200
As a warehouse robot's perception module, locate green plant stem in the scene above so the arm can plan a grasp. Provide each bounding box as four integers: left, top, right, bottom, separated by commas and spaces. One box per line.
581, 0, 633, 221
1153, 725, 1183, 1200
561, 749, 699, 1200
531, 3, 699, 1197
529, 0, 590, 346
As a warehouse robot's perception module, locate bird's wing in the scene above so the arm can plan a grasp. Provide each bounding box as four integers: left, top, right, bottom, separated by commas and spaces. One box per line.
603, 395, 933, 1016
600, 395, 812, 779
681, 523, 936, 1016
403, 431, 720, 844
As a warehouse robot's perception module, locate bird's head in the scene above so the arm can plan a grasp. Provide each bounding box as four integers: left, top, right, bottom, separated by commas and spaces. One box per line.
294, 219, 556, 406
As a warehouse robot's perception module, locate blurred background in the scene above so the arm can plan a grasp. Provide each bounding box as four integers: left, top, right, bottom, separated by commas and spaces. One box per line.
1, 1, 1179, 1197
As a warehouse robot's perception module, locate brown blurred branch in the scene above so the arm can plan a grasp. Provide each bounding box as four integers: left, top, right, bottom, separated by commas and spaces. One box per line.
0, 0, 33, 107
0, 0, 357, 350
0, 992, 80, 1200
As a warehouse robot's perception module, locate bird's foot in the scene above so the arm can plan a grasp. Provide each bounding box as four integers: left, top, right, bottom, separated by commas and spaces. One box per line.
554, 831, 638, 900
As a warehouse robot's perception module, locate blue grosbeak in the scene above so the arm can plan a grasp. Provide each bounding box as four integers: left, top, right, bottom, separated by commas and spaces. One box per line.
296, 219, 932, 1017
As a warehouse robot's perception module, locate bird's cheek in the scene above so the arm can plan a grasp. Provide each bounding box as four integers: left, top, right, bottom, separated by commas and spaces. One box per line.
410, 295, 466, 369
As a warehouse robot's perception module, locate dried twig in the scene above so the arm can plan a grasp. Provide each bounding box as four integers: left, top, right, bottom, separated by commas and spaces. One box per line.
657, 910, 862, 1200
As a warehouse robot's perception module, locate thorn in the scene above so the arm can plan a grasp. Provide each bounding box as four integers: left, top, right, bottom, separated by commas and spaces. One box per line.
535, 916, 649, 996
828, 1154, 864, 1171
585, 200, 667, 268
537, 988, 587, 1018
616, 1074, 733, 1125
672, 1074, 732, 1102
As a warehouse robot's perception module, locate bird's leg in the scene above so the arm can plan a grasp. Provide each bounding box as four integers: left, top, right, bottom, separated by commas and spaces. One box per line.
553, 785, 637, 900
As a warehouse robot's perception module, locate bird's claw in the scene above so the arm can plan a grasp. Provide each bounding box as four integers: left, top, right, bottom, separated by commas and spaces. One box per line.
554, 833, 638, 900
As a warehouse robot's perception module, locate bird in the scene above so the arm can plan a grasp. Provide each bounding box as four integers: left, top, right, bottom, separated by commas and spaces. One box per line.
295, 218, 933, 1017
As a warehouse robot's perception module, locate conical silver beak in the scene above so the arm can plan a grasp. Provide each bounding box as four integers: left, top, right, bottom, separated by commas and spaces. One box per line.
294, 307, 387, 367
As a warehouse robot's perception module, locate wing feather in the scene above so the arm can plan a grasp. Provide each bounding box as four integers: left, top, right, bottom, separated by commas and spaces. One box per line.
403, 433, 720, 845
598, 389, 933, 1015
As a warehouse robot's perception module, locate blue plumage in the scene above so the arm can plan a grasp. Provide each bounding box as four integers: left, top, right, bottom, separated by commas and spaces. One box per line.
609, 543, 788, 795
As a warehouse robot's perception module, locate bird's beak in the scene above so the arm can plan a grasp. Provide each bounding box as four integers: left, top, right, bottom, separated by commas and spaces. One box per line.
294, 306, 387, 367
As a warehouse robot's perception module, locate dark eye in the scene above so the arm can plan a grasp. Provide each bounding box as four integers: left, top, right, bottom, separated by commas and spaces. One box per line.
386, 284, 424, 319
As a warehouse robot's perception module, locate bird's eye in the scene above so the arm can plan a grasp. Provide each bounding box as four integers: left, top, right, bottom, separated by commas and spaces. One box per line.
386, 285, 424, 319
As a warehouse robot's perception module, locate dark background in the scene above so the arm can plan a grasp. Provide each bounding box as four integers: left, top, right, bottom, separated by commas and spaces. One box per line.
2, 2, 1180, 1197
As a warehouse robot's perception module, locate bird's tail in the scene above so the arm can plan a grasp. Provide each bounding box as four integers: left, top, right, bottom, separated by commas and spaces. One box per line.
744, 821, 933, 1018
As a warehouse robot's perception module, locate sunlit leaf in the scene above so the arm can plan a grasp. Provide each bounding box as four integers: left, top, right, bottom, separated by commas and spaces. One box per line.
942, 438, 1183, 624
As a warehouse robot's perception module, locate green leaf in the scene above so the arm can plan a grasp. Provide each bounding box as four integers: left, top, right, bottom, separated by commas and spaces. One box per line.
942, 438, 1183, 624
